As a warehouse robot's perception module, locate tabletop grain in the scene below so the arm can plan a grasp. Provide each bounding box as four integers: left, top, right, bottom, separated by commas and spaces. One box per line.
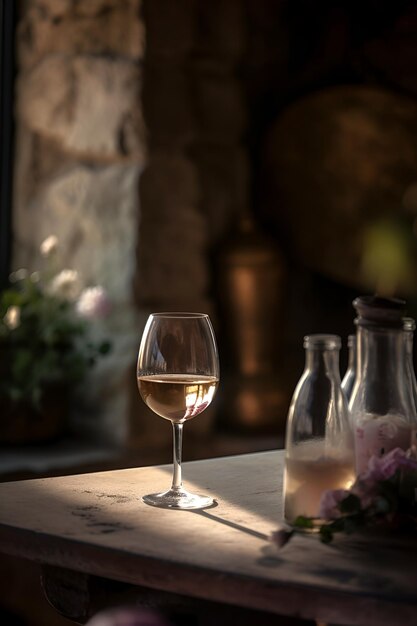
0, 450, 416, 625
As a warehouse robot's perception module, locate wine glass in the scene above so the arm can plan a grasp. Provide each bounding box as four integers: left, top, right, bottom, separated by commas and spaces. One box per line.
137, 312, 220, 509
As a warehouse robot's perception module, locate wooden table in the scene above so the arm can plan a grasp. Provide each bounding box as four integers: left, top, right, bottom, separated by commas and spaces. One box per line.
0, 451, 416, 626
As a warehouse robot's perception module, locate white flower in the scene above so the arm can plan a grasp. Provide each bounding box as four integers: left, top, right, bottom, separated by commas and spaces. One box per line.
4, 306, 21, 330
76, 286, 111, 319
48, 269, 80, 300
40, 235, 59, 257
9, 268, 28, 282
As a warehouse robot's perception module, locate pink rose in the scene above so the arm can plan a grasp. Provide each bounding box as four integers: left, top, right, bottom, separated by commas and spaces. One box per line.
378, 447, 417, 477
76, 286, 112, 319
319, 489, 350, 519
365, 448, 417, 482
350, 448, 417, 509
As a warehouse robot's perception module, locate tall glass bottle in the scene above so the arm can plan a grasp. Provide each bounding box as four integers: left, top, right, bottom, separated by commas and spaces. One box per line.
283, 335, 354, 524
349, 296, 416, 475
341, 334, 357, 403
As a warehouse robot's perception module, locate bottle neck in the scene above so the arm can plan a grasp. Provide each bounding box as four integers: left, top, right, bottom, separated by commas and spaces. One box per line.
405, 330, 414, 359
347, 342, 356, 371
357, 325, 407, 378
305, 348, 340, 379
353, 324, 415, 418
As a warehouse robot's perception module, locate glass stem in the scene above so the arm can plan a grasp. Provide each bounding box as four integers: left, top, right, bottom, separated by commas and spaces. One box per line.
171, 422, 183, 491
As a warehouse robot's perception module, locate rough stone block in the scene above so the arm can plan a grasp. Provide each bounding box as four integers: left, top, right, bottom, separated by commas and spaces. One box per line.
18, 0, 144, 69
13, 0, 146, 445
139, 153, 200, 212
194, 145, 249, 243
195, 0, 245, 66
144, 66, 196, 148
137, 155, 209, 305
194, 76, 247, 144
12, 129, 76, 224
12, 161, 142, 444
145, 0, 196, 60
18, 54, 146, 162
13, 163, 141, 303
72, 305, 142, 445
28, 0, 72, 19
137, 240, 209, 305
73, 0, 130, 17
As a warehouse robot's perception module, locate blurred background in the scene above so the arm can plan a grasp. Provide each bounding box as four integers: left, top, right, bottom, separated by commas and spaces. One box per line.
2, 0, 417, 622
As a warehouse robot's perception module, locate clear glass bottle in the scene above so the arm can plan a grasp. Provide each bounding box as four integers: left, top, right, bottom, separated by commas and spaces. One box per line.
403, 317, 417, 416
341, 334, 357, 403
349, 296, 416, 475
283, 335, 354, 524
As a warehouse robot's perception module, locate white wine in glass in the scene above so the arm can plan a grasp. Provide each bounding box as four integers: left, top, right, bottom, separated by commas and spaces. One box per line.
137, 312, 219, 509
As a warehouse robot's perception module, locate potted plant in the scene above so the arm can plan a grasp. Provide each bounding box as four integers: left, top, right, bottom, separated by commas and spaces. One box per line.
0, 236, 111, 444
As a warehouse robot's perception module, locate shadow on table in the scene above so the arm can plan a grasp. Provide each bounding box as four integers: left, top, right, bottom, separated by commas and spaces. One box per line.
191, 508, 269, 541
158, 451, 283, 527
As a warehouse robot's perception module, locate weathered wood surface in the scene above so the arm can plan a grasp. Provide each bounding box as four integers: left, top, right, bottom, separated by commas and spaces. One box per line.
0, 451, 417, 625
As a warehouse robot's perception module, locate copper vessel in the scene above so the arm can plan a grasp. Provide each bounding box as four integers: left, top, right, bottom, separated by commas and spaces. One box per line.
217, 214, 287, 434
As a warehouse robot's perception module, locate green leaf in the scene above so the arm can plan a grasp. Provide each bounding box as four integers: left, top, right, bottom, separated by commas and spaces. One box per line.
0, 276, 111, 412
319, 525, 334, 543
293, 516, 315, 529
339, 494, 361, 514
374, 496, 391, 514
328, 517, 347, 532
342, 516, 360, 535
98, 340, 111, 355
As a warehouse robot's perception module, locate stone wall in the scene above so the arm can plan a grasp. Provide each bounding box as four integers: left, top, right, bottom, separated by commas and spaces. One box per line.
129, 0, 250, 446
12, 0, 146, 444
135, 0, 248, 312
12, 0, 251, 448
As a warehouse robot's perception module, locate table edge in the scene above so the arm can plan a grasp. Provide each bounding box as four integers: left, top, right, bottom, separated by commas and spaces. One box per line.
0, 521, 416, 626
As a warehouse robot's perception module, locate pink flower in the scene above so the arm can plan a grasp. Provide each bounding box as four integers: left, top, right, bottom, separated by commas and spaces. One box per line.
378, 447, 417, 477
350, 448, 417, 509
86, 608, 172, 626
362, 448, 417, 483
319, 489, 350, 519
76, 286, 111, 319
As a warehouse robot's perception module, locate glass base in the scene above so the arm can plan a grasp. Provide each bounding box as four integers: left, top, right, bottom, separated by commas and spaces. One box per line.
142, 488, 214, 510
